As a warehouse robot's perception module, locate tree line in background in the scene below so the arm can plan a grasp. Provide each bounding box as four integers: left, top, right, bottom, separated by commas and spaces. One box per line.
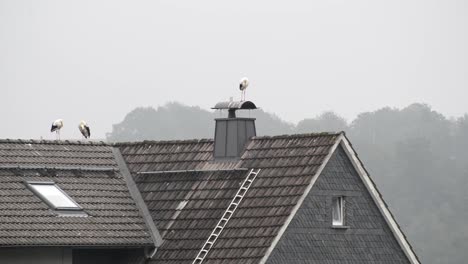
107, 102, 468, 264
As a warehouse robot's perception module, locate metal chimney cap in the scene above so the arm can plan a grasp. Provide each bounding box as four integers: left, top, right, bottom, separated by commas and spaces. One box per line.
212, 101, 257, 110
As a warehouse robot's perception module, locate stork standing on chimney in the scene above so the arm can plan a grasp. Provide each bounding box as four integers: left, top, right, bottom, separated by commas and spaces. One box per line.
50, 119, 64, 140
239, 77, 249, 101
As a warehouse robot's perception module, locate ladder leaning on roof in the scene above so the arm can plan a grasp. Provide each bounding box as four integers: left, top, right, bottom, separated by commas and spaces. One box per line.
192, 168, 261, 264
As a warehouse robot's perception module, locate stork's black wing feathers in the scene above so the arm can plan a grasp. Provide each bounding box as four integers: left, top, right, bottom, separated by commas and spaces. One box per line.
51, 124, 58, 132
85, 126, 91, 138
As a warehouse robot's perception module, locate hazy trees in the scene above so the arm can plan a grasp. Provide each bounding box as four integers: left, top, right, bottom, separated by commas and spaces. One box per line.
107, 102, 466, 264
348, 104, 465, 264
107, 103, 215, 141
107, 102, 294, 141
296, 111, 348, 133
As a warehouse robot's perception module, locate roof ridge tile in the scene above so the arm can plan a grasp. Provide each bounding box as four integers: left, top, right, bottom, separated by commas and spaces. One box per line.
114, 132, 343, 147
251, 131, 344, 140
0, 139, 109, 146
114, 138, 214, 146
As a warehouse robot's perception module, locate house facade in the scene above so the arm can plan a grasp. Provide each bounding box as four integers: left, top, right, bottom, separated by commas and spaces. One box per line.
0, 101, 419, 263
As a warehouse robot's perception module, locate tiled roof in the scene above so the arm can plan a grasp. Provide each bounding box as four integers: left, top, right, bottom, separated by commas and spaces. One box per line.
134, 169, 249, 262
0, 139, 115, 168
116, 132, 342, 263
0, 139, 152, 247
117, 139, 214, 172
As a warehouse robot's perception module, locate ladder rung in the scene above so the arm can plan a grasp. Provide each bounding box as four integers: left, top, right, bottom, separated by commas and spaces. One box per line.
226, 210, 233, 214
232, 203, 238, 206
223, 214, 231, 219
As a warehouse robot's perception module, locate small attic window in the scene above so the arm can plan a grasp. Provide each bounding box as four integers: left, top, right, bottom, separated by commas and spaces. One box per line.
27, 182, 82, 211
332, 196, 345, 226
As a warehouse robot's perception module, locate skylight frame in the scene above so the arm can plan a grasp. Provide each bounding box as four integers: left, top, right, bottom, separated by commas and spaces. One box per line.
25, 181, 83, 211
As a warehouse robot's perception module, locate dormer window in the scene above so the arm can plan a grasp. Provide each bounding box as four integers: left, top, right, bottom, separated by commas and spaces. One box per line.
332, 196, 345, 226
26, 182, 84, 212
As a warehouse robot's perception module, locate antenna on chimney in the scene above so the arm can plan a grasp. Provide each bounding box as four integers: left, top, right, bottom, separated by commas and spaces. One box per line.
239, 77, 249, 101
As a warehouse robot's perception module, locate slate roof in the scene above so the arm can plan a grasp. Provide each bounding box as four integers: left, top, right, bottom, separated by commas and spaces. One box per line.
0, 139, 153, 247
116, 132, 342, 263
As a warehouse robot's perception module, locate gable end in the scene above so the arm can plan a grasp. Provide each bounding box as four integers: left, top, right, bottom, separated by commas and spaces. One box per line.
339, 137, 420, 263
260, 136, 419, 264
266, 144, 411, 263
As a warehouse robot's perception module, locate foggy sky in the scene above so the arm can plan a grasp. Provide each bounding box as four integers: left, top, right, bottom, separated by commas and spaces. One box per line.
1, 0, 467, 140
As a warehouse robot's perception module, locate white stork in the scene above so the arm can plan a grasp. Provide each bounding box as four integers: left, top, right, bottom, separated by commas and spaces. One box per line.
50, 119, 64, 140
239, 77, 249, 101
78, 120, 91, 139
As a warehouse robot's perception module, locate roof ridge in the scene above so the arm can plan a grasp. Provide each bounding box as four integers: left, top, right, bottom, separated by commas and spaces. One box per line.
114, 138, 214, 146
114, 132, 344, 146
0, 132, 343, 147
251, 131, 344, 140
0, 139, 110, 146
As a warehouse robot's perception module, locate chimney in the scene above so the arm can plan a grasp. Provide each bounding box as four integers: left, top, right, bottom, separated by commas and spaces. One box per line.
212, 100, 257, 159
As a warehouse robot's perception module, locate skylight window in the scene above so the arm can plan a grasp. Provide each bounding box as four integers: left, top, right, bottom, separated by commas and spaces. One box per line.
332, 196, 345, 226
27, 182, 82, 210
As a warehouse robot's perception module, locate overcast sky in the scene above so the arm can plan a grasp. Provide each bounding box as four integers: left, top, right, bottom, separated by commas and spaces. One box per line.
1, 0, 467, 140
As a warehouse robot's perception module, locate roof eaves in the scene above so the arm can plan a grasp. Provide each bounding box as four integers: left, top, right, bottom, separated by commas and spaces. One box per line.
0, 243, 154, 248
